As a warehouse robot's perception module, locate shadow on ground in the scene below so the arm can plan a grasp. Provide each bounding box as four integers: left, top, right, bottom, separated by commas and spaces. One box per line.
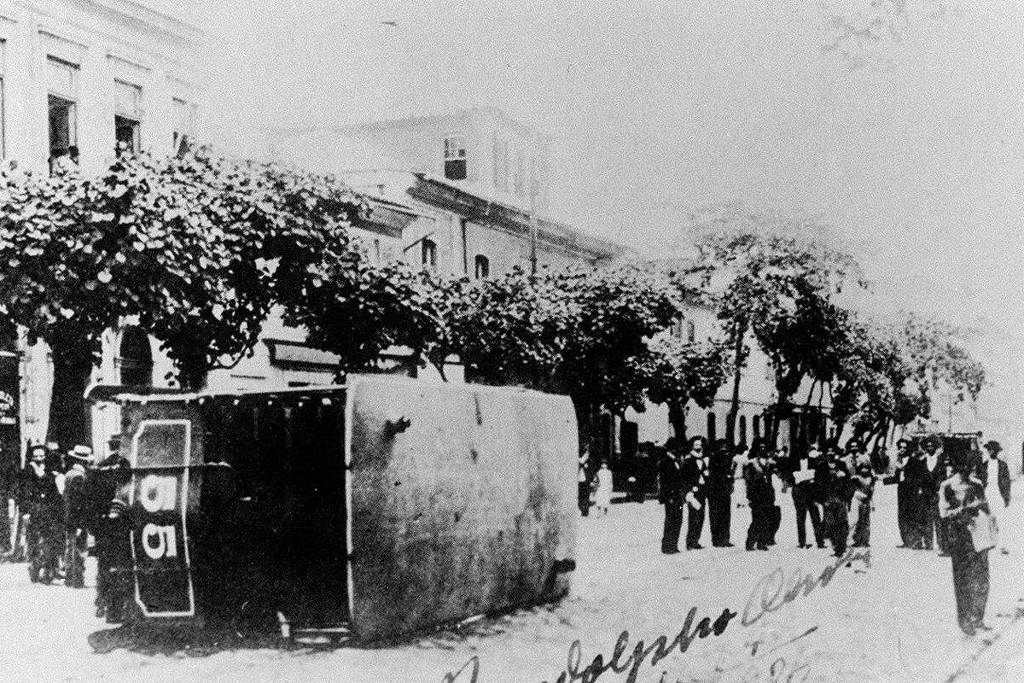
85, 598, 573, 657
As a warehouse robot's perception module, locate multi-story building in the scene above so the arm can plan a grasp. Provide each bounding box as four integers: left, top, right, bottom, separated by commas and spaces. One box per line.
2, 2, 429, 459
0, 0, 205, 174
0, 0, 205, 457
269, 108, 625, 277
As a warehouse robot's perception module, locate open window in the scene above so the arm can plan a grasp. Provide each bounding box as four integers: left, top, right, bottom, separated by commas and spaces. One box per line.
114, 80, 142, 155
421, 238, 437, 269
47, 57, 79, 165
443, 135, 467, 180
474, 254, 490, 279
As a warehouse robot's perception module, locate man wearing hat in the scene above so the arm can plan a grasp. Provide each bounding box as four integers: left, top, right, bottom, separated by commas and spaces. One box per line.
88, 437, 131, 619
978, 440, 1010, 555
919, 436, 949, 554
62, 445, 92, 588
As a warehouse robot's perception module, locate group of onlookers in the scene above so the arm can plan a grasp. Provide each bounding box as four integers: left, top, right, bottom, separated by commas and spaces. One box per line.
582, 431, 1011, 639
1, 439, 131, 620
651, 435, 880, 557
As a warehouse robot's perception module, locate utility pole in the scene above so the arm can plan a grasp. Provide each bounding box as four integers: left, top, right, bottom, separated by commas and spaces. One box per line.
529, 153, 538, 275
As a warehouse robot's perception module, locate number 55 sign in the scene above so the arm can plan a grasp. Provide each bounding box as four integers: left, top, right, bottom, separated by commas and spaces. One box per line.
128, 419, 196, 619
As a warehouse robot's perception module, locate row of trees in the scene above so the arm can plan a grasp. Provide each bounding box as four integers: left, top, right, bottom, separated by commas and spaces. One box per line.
0, 150, 985, 451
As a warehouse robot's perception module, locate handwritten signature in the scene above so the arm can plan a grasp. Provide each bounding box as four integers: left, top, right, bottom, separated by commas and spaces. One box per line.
742, 548, 871, 627
442, 547, 869, 683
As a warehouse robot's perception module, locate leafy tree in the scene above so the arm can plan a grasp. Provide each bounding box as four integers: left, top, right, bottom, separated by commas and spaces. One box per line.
431, 268, 575, 389
433, 264, 679, 453
550, 265, 680, 449
283, 254, 445, 377
639, 334, 730, 440
0, 148, 361, 446
828, 313, 985, 445
694, 216, 864, 446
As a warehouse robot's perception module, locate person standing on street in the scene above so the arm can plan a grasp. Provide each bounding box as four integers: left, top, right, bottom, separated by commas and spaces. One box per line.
978, 441, 1010, 555
62, 445, 92, 588
822, 445, 851, 558
708, 438, 735, 547
939, 451, 992, 636
851, 460, 876, 547
744, 441, 774, 551
22, 444, 62, 584
578, 449, 592, 517
593, 461, 613, 516
659, 441, 685, 554
681, 436, 709, 550
88, 439, 131, 619
787, 444, 825, 549
920, 436, 949, 554
887, 439, 919, 548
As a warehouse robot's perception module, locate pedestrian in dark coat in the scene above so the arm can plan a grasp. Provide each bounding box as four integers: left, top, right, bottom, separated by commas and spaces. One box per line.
62, 445, 93, 589
744, 442, 774, 551
707, 439, 735, 547
577, 449, 592, 517
887, 439, 919, 547
821, 446, 851, 558
786, 445, 825, 548
659, 443, 685, 554
939, 452, 991, 636
919, 436, 949, 553
681, 437, 710, 550
87, 444, 131, 619
22, 445, 63, 584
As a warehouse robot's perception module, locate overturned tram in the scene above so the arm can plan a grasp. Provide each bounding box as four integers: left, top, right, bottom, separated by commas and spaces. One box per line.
93, 375, 578, 641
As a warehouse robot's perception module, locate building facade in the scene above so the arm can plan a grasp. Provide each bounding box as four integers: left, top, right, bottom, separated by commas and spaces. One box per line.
269, 109, 624, 278
0, 1, 205, 457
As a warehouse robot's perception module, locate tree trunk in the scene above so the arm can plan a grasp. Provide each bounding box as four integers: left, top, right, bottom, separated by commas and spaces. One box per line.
725, 326, 746, 445
46, 337, 96, 449
667, 401, 687, 442
572, 396, 595, 458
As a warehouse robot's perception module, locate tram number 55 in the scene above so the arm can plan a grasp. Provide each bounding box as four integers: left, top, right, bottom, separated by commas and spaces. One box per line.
139, 475, 181, 560
142, 523, 178, 560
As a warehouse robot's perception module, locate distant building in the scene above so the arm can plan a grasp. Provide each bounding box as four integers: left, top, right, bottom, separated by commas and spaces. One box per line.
269, 108, 625, 276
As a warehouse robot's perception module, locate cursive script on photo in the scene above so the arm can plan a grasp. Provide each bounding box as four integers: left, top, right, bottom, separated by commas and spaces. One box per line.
742, 547, 871, 627
442, 547, 869, 683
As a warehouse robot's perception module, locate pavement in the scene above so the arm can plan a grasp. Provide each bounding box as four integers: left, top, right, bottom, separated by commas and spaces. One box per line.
2, 482, 1024, 682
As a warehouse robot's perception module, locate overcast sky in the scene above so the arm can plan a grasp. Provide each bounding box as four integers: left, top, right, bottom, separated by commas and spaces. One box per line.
184, 0, 1024, 438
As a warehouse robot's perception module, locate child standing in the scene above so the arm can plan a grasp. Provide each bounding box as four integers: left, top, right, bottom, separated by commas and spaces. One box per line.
594, 462, 614, 516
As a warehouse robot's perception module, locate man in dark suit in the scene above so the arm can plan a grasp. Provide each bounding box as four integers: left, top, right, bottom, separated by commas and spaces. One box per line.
886, 439, 918, 548
659, 441, 685, 554
786, 445, 825, 549
919, 436, 949, 554
707, 439, 735, 547
681, 437, 710, 550
745, 442, 775, 551
978, 440, 1011, 554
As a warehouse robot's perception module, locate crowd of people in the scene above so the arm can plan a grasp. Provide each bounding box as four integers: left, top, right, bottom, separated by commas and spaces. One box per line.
578, 432, 1011, 637
648, 435, 883, 557
0, 439, 131, 620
